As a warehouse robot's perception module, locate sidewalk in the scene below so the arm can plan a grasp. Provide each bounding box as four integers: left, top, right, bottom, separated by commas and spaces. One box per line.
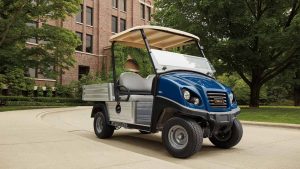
241, 120, 300, 129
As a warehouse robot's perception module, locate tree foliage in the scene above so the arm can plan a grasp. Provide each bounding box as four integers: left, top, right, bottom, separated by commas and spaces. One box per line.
0, 0, 81, 78
154, 0, 300, 107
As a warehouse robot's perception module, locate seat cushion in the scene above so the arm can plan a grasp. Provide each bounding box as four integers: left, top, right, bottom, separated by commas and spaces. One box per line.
145, 75, 155, 91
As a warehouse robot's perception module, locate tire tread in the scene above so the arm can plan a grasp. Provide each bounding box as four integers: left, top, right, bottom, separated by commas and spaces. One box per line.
162, 117, 203, 158
209, 119, 243, 148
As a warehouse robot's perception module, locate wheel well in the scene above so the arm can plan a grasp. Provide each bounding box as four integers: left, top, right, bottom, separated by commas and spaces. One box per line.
156, 107, 206, 130
91, 102, 106, 118
91, 107, 101, 117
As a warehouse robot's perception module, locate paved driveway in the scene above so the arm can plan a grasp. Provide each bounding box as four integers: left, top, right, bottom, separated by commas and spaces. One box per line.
1, 107, 300, 169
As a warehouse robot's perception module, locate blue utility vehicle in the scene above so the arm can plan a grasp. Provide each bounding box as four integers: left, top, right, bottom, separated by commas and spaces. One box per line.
82, 26, 243, 158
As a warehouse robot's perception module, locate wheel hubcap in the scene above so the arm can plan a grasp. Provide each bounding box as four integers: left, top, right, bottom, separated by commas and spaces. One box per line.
168, 125, 188, 149
215, 130, 232, 141
96, 116, 104, 133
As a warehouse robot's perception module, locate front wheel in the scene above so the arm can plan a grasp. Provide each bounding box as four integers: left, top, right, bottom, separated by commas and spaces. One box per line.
93, 112, 114, 139
162, 117, 203, 158
209, 119, 243, 148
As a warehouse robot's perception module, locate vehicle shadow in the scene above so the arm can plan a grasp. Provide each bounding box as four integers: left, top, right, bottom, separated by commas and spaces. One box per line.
73, 130, 240, 161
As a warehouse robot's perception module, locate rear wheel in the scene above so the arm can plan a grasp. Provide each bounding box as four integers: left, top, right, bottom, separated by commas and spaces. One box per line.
162, 117, 203, 158
209, 119, 243, 148
93, 112, 114, 139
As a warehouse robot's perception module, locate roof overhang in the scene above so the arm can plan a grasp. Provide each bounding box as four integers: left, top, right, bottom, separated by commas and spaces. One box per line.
109, 25, 200, 49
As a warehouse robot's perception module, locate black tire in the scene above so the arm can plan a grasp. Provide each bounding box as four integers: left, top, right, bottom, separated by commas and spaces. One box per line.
139, 130, 151, 134
162, 117, 203, 158
93, 112, 114, 139
209, 119, 243, 149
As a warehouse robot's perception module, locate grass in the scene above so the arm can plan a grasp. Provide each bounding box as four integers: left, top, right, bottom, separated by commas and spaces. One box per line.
239, 106, 300, 124
0, 106, 71, 112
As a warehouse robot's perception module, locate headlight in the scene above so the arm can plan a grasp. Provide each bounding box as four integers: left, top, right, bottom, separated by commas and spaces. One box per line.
182, 89, 191, 100
191, 97, 201, 105
229, 93, 235, 104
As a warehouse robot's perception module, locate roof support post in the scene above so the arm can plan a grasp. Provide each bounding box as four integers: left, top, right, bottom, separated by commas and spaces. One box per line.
140, 29, 157, 74
111, 41, 119, 102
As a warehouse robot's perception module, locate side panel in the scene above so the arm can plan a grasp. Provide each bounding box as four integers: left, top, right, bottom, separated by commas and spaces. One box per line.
106, 101, 135, 124
136, 102, 153, 125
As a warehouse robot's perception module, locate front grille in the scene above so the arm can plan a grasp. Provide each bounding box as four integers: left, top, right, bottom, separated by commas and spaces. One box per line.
207, 92, 228, 108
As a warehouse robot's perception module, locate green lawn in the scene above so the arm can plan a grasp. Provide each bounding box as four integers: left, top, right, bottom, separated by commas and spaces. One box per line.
239, 106, 300, 124
0, 106, 70, 112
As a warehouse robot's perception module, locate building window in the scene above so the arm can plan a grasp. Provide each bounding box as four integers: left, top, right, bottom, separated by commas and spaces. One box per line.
112, 16, 118, 33
120, 0, 126, 11
147, 6, 151, 21
112, 0, 118, 8
26, 22, 38, 44
76, 4, 83, 23
78, 65, 90, 80
120, 19, 126, 32
76, 32, 83, 51
86, 7, 93, 26
86, 34, 93, 53
140, 3, 145, 19
28, 68, 38, 78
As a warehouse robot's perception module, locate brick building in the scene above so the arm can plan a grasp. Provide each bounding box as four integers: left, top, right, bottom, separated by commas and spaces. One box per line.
28, 0, 153, 85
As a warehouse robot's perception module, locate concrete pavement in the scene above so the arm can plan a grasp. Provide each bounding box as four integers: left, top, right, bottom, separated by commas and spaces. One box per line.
1, 107, 300, 169
0, 107, 189, 169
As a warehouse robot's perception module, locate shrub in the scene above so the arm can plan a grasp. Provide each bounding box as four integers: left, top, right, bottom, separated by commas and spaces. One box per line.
55, 83, 75, 98
0, 68, 34, 96
217, 73, 250, 104
0, 74, 6, 89
70, 73, 102, 98
0, 96, 83, 103
0, 96, 91, 106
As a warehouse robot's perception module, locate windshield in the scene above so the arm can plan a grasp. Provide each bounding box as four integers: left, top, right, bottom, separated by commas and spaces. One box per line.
150, 49, 215, 76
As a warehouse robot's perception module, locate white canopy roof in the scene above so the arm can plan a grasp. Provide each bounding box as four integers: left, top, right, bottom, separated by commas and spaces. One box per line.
110, 25, 200, 49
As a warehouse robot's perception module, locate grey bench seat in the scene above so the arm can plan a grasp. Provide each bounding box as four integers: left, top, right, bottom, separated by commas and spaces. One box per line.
119, 72, 154, 102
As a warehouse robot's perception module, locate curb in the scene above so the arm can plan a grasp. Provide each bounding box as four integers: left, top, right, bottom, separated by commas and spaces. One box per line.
241, 121, 300, 130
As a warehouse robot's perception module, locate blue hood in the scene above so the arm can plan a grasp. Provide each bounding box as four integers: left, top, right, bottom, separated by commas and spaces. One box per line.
170, 72, 226, 90
157, 71, 236, 112
164, 72, 228, 92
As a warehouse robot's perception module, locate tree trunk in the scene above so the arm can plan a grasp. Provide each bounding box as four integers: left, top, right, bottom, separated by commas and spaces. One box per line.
294, 86, 300, 106
249, 83, 261, 108
294, 69, 300, 106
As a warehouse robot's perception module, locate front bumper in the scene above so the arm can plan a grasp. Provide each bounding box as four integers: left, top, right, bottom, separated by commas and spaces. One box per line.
208, 107, 240, 123
179, 104, 240, 123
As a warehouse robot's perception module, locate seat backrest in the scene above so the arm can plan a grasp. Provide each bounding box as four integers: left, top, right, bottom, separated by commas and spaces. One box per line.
145, 75, 155, 91
119, 72, 153, 92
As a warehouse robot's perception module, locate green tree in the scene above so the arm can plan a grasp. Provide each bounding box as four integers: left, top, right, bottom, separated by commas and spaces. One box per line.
154, 0, 300, 107
0, 0, 81, 78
